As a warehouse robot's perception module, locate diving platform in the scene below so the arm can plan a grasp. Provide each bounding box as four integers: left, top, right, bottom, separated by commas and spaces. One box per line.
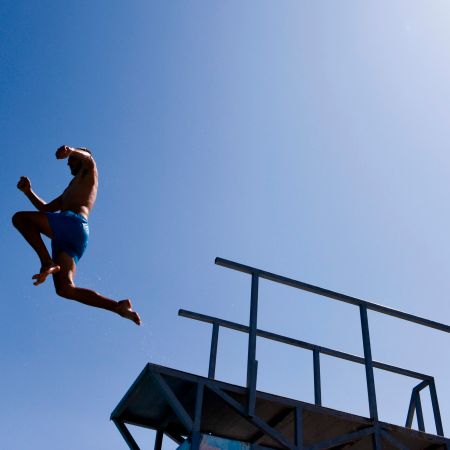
111, 258, 450, 450
111, 363, 449, 450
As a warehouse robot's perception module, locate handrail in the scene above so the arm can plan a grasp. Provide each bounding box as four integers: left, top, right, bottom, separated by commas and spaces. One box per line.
215, 257, 450, 334
179, 307, 444, 436
211, 256, 446, 438
178, 309, 432, 381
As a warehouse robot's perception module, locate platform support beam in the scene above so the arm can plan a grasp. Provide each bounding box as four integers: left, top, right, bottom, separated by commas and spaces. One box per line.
191, 382, 204, 450
295, 406, 303, 450
249, 408, 294, 445
207, 382, 296, 450
380, 429, 409, 450
152, 373, 194, 432
154, 430, 164, 450
113, 420, 141, 450
373, 423, 382, 450
306, 426, 375, 450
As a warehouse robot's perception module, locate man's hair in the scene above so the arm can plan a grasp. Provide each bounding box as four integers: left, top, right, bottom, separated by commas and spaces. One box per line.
77, 147, 92, 155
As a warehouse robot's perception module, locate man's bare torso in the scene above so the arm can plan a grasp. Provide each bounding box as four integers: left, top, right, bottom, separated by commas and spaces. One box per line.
61, 161, 98, 219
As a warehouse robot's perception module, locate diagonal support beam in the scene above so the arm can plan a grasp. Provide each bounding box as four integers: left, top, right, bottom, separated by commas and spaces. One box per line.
164, 431, 185, 445
154, 410, 187, 445
380, 429, 409, 450
249, 407, 293, 444
206, 382, 296, 450
112, 420, 141, 450
305, 426, 375, 450
152, 373, 194, 432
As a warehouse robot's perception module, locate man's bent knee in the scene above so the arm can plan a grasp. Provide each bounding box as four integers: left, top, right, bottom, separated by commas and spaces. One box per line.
12, 211, 26, 228
55, 283, 76, 299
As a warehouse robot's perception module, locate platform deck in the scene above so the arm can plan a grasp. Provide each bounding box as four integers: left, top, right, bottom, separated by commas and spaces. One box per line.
111, 364, 448, 450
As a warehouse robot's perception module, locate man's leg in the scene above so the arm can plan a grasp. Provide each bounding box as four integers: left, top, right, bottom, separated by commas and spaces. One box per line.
52, 252, 141, 325
12, 211, 60, 284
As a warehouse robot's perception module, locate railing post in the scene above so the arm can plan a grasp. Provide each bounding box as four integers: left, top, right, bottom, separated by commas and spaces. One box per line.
208, 323, 219, 379
429, 379, 444, 436
313, 349, 322, 406
414, 392, 425, 432
405, 390, 417, 429
247, 273, 259, 417
359, 304, 378, 421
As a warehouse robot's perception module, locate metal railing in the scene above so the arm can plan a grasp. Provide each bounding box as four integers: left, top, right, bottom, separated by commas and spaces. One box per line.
179, 257, 449, 437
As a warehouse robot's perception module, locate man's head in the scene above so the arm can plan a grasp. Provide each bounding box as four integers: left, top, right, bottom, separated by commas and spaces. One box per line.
68, 147, 93, 176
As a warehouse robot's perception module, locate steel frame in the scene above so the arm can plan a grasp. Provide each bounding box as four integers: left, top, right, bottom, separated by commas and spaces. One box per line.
112, 364, 450, 450
179, 308, 443, 437
112, 257, 450, 450
210, 257, 449, 437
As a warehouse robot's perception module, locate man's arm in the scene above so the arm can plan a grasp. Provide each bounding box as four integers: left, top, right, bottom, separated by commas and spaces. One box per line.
17, 176, 62, 212
55, 145, 95, 168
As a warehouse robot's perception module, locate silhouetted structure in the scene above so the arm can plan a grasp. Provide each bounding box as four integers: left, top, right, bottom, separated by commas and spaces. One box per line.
111, 258, 450, 450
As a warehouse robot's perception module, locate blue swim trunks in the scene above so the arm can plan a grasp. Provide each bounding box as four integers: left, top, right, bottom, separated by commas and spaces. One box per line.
46, 210, 89, 263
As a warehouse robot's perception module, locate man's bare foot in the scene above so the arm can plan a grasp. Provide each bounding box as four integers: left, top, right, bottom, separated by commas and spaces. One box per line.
32, 263, 61, 286
117, 299, 141, 326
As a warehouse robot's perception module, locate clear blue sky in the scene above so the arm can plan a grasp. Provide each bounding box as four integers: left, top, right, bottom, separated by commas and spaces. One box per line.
1, 1, 450, 448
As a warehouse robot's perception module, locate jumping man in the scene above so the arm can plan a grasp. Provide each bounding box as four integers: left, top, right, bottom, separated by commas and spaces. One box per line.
13, 145, 141, 325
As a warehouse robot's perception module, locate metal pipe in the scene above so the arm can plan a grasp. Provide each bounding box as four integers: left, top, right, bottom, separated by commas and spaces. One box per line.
429, 379, 444, 436
360, 305, 378, 420
313, 350, 322, 406
113, 420, 141, 450
373, 423, 382, 450
405, 391, 417, 428
415, 394, 425, 432
295, 406, 303, 450
178, 309, 432, 381
215, 257, 450, 334
191, 383, 204, 450
154, 430, 163, 450
208, 323, 219, 379
247, 274, 259, 416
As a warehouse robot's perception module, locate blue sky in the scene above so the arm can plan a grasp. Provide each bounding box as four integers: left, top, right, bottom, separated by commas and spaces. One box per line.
2, 1, 450, 448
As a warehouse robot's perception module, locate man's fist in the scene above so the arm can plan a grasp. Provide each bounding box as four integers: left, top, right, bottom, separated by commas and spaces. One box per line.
55, 145, 73, 159
17, 176, 31, 193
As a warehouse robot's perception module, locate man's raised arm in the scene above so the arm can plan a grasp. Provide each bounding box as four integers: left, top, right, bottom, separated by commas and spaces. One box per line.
16, 176, 62, 212
55, 145, 95, 167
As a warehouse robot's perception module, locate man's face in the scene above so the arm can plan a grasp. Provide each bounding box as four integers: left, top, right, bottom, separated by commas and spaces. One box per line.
68, 155, 82, 176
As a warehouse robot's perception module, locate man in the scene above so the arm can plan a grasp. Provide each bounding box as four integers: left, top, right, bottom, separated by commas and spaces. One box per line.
13, 145, 141, 325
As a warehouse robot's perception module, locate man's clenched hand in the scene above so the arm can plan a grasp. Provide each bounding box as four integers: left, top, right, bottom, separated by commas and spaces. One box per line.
17, 176, 31, 193
55, 145, 73, 159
